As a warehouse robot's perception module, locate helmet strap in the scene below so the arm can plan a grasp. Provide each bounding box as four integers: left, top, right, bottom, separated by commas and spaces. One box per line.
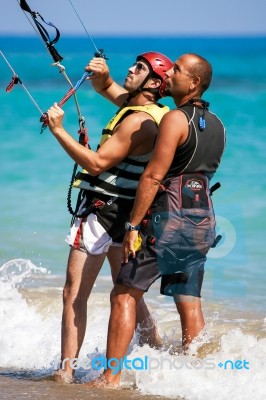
130, 73, 162, 99
120, 69, 161, 107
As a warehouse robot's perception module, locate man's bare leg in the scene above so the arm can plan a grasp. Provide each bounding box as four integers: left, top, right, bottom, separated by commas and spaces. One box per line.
103, 284, 145, 386
107, 246, 162, 347
174, 295, 205, 348
55, 247, 106, 381
56, 245, 161, 383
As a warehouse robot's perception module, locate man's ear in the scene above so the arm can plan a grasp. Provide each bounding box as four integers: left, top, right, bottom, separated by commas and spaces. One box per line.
190, 75, 200, 90
150, 77, 161, 89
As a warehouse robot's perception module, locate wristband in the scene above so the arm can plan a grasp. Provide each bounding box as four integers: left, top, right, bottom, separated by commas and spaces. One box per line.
125, 222, 141, 231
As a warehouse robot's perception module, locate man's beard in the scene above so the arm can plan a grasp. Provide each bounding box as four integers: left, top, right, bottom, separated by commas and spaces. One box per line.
163, 87, 171, 96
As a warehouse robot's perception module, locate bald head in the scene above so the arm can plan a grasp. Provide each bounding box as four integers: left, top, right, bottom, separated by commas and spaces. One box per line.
182, 53, 212, 95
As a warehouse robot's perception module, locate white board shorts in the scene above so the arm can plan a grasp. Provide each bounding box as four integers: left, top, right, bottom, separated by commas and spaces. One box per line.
65, 213, 113, 255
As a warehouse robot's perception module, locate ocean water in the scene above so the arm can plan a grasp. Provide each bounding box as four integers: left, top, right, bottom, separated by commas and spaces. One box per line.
0, 35, 266, 400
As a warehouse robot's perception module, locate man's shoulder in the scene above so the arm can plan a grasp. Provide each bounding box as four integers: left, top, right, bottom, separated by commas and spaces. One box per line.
161, 108, 187, 123
124, 103, 170, 125
121, 110, 157, 132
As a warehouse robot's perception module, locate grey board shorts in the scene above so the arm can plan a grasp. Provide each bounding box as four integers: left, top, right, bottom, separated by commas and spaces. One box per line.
116, 244, 206, 298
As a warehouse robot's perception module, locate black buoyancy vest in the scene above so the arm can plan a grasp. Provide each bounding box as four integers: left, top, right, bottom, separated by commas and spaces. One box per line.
166, 104, 226, 179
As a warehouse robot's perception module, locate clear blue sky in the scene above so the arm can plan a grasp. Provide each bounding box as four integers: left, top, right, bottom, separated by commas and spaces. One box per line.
1, 0, 266, 36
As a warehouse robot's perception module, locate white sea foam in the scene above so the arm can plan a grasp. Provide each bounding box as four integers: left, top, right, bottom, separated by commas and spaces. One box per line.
0, 259, 110, 373
0, 258, 266, 400
0, 259, 60, 371
127, 328, 266, 400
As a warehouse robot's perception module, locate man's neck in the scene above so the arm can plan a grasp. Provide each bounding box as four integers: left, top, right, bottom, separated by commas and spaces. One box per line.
127, 92, 157, 107
175, 93, 201, 108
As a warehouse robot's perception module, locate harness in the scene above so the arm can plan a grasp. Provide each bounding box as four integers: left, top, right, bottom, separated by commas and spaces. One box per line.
135, 174, 222, 275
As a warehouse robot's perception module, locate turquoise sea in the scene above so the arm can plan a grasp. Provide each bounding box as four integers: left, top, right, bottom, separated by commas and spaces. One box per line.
0, 35, 266, 400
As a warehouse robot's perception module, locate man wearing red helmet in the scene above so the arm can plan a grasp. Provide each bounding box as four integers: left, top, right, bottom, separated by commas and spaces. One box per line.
47, 51, 172, 382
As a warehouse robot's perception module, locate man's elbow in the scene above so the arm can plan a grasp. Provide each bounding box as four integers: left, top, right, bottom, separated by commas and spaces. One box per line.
87, 165, 102, 176
82, 161, 103, 176
87, 169, 98, 177
142, 171, 163, 187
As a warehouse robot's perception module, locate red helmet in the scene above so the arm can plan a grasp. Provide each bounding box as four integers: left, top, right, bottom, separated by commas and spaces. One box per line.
136, 52, 173, 97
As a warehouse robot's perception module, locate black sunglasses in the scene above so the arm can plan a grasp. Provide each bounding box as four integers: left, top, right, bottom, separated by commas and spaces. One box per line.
135, 62, 146, 71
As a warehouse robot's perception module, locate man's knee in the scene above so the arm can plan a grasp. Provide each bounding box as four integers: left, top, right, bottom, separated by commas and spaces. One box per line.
110, 284, 143, 308
62, 279, 89, 307
174, 294, 201, 304
174, 295, 202, 317
62, 282, 78, 304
